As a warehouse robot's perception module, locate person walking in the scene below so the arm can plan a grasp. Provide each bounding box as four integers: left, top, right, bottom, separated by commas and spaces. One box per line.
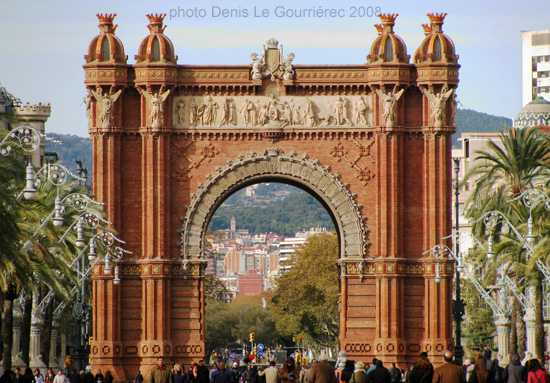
94, 370, 104, 383
258, 361, 278, 383
134, 371, 143, 383
174, 363, 188, 383
341, 361, 356, 383
526, 359, 549, 383
103, 371, 113, 383
407, 355, 433, 383
280, 358, 299, 383
53, 370, 69, 383
502, 354, 526, 383
432, 351, 465, 383
350, 362, 371, 383
388, 364, 401, 383
34, 369, 45, 383
468, 357, 493, 383
368, 360, 391, 383
45, 370, 55, 383
309, 353, 337, 383
211, 362, 233, 383
150, 357, 172, 383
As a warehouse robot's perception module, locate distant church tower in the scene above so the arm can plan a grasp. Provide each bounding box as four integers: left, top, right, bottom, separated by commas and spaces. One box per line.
230, 216, 236, 232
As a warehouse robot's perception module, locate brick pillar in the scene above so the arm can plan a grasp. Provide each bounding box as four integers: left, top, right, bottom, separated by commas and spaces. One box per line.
91, 273, 125, 381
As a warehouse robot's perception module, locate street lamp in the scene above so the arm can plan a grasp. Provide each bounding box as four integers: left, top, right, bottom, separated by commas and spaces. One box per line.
452, 158, 465, 365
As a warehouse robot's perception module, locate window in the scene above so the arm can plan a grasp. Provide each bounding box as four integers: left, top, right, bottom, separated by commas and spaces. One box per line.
152, 37, 160, 61
384, 37, 393, 61
433, 36, 442, 60
101, 38, 110, 61
532, 33, 550, 46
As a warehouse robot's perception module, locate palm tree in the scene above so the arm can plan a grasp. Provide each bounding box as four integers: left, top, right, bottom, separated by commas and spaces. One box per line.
463, 126, 550, 360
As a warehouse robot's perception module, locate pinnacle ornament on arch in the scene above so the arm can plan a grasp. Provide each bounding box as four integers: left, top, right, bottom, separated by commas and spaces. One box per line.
374, 24, 383, 36
378, 13, 398, 33
427, 12, 447, 32
146, 13, 167, 34
96, 13, 118, 33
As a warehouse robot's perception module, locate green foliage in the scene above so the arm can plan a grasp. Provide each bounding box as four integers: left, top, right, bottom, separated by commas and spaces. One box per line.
205, 274, 229, 302
453, 109, 512, 147
205, 295, 279, 357
209, 188, 334, 236
270, 232, 339, 348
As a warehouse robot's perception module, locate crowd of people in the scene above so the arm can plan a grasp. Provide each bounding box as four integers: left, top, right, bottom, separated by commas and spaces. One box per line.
2, 350, 548, 383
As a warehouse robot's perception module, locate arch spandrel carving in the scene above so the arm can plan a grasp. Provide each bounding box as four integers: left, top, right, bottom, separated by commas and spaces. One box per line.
179, 148, 369, 262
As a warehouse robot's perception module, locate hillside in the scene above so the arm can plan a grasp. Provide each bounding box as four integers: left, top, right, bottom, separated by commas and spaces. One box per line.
45, 133, 92, 179
453, 109, 512, 147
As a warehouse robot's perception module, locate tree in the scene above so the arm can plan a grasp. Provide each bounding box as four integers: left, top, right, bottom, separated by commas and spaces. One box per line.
270, 232, 339, 349
463, 126, 550, 360
205, 274, 229, 302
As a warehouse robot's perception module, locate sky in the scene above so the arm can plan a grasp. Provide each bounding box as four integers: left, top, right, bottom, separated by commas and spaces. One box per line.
1, 0, 549, 137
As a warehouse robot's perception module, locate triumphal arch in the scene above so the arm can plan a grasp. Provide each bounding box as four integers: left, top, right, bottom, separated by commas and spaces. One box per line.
84, 12, 459, 380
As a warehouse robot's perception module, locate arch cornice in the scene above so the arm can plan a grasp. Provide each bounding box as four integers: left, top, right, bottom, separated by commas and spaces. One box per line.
178, 148, 369, 267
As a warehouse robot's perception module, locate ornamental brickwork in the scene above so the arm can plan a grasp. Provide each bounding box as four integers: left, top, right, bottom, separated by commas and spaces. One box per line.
84, 12, 460, 381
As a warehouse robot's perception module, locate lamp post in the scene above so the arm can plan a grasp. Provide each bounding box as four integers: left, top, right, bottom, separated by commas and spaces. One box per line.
452, 158, 465, 365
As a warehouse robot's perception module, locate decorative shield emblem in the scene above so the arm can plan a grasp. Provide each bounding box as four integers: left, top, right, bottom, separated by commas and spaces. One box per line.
266, 49, 281, 73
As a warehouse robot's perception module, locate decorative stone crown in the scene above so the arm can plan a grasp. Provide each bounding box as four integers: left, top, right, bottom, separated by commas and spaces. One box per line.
266, 38, 279, 49
146, 13, 167, 33
421, 24, 432, 36
97, 13, 118, 33
414, 12, 458, 65
374, 24, 383, 36
427, 12, 447, 29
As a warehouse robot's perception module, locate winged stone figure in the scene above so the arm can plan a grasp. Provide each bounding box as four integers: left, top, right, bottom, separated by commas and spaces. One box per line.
421, 85, 454, 128
90, 88, 122, 129
139, 88, 171, 128
375, 88, 404, 128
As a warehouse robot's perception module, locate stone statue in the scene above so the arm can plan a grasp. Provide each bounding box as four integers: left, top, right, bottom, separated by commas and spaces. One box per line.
90, 88, 122, 129
239, 99, 256, 126
421, 85, 454, 128
83, 91, 93, 128
201, 95, 219, 126
333, 97, 353, 126
293, 105, 303, 125
304, 98, 317, 127
283, 53, 295, 80
138, 88, 171, 128
450, 92, 458, 127
175, 99, 185, 126
219, 97, 236, 127
375, 87, 404, 128
250, 53, 265, 80
189, 98, 198, 126
281, 102, 292, 127
257, 104, 269, 126
267, 94, 282, 121
353, 96, 370, 126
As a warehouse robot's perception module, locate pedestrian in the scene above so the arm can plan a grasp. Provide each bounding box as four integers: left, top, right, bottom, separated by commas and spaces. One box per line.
432, 350, 465, 383
211, 362, 233, 383
94, 370, 104, 383
82, 368, 94, 383
134, 371, 143, 383
350, 362, 371, 383
526, 359, 549, 383
309, 352, 337, 383
103, 371, 113, 383
174, 363, 188, 383
244, 366, 256, 383
280, 358, 299, 383
367, 361, 378, 375
341, 361, 356, 383
388, 364, 401, 383
15, 368, 23, 383
502, 354, 526, 383
198, 361, 210, 383
258, 361, 278, 383
0, 370, 12, 383
45, 370, 55, 383
368, 360, 391, 383
407, 355, 433, 383
468, 356, 493, 383
190, 364, 201, 383
150, 357, 173, 383
210, 364, 219, 382
493, 360, 504, 383
299, 363, 312, 383
53, 370, 69, 383
34, 369, 45, 383
69, 370, 82, 383
336, 352, 348, 372
21, 368, 34, 383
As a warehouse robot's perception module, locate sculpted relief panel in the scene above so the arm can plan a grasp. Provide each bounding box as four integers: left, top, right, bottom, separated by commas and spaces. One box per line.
172, 94, 373, 128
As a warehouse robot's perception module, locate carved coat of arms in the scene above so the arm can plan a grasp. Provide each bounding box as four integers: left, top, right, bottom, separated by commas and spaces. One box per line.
250, 38, 295, 81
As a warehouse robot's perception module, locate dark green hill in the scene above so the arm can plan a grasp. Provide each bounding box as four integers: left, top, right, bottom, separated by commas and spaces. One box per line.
453, 109, 512, 147
209, 187, 334, 237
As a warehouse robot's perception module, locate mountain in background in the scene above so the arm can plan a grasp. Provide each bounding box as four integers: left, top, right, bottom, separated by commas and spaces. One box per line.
453, 109, 512, 147
44, 108, 511, 235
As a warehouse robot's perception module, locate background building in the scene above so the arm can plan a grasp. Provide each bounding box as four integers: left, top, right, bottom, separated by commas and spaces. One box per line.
522, 30, 550, 106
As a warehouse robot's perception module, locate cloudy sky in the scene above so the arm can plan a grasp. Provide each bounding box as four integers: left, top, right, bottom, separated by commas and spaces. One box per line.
2, 0, 549, 137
